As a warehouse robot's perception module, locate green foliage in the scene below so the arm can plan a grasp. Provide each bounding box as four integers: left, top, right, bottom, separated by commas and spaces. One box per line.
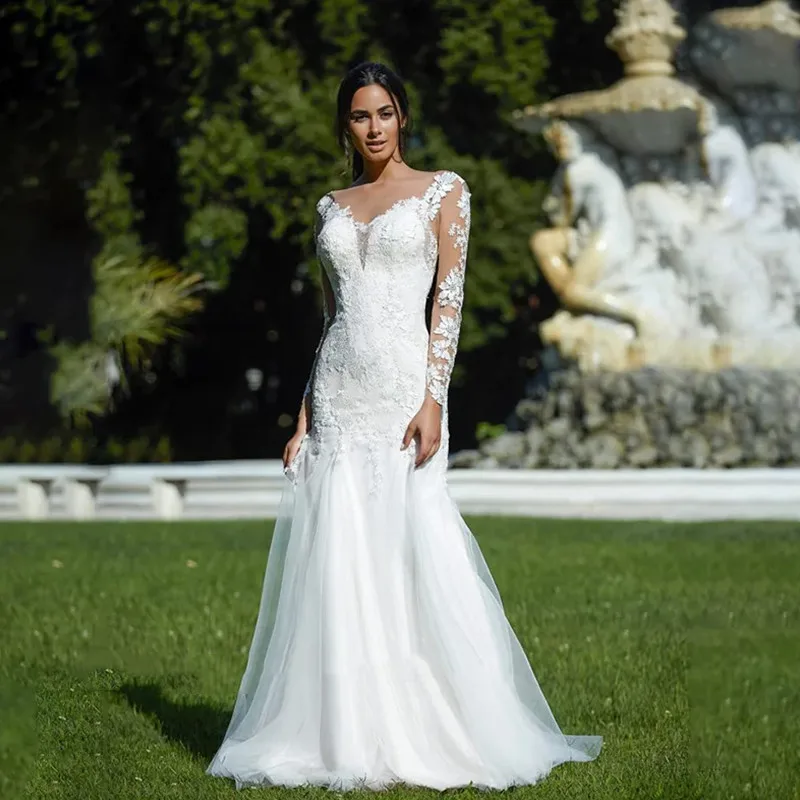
64, 434, 93, 463
0, 431, 174, 463
152, 434, 173, 463
49, 150, 205, 422
2, 520, 799, 798
436, 0, 554, 106
49, 250, 204, 423
3, 0, 559, 331
183, 203, 248, 286
85, 149, 142, 242
2, 0, 624, 429
475, 420, 507, 442
91, 250, 204, 365
48, 341, 111, 421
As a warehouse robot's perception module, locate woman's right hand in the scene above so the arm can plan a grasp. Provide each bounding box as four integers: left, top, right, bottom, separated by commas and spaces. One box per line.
283, 429, 306, 471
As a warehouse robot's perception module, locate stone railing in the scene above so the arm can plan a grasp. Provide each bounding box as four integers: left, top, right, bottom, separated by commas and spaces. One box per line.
0, 460, 798, 521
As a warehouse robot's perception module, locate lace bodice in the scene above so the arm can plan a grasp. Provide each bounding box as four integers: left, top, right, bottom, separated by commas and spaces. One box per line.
300, 170, 471, 446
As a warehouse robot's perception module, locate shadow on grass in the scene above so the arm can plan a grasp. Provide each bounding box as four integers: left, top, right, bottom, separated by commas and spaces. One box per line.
118, 680, 231, 761
116, 681, 525, 794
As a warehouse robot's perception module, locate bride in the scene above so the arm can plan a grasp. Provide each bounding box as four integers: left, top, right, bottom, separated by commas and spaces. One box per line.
207, 61, 602, 791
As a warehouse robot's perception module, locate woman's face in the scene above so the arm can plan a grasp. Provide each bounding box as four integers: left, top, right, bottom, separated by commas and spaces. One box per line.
347, 84, 404, 164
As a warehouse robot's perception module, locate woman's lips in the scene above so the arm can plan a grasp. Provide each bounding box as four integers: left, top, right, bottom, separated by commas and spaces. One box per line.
367, 141, 386, 150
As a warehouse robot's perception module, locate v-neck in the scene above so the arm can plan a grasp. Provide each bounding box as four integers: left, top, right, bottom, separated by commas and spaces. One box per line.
327, 171, 444, 229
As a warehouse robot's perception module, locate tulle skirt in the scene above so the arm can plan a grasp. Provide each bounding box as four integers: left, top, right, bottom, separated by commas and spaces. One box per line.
207, 430, 602, 791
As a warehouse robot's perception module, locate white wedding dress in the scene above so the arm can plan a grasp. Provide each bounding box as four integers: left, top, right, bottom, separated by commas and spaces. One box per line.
207, 170, 602, 791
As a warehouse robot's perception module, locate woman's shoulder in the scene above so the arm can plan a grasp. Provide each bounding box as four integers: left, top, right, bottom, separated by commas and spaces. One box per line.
426, 170, 470, 213
427, 168, 466, 184
315, 190, 336, 217
315, 169, 468, 213
429, 169, 470, 199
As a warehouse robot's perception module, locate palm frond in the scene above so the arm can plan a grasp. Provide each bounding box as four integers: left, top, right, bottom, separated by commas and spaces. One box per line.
49, 342, 112, 426
51, 250, 206, 420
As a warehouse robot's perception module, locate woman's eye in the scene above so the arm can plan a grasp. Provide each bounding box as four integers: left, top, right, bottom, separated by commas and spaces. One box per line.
350, 111, 393, 123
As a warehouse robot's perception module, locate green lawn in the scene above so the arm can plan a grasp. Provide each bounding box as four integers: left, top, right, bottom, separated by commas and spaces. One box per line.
1, 519, 798, 800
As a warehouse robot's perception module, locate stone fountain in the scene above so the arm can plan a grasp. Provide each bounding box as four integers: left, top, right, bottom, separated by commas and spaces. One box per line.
453, 0, 800, 470
513, 0, 800, 373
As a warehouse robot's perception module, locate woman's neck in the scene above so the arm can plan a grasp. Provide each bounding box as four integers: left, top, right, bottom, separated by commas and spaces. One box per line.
357, 155, 409, 185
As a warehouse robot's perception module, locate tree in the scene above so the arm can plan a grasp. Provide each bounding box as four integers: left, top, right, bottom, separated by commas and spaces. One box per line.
0, 0, 621, 455
49, 150, 205, 423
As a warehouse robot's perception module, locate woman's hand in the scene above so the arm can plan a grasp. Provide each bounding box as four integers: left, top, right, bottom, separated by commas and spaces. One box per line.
401, 397, 442, 467
283, 429, 306, 471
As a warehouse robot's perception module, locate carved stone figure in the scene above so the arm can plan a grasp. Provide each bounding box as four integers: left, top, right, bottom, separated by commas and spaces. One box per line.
749, 139, 800, 316
530, 120, 714, 372
625, 100, 800, 367
513, 0, 800, 372
696, 99, 800, 333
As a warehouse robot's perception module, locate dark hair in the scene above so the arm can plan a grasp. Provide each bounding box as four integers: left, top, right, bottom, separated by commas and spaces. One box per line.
335, 61, 412, 182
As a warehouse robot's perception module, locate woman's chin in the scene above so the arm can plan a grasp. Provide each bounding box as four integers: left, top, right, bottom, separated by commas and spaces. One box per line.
362, 146, 393, 162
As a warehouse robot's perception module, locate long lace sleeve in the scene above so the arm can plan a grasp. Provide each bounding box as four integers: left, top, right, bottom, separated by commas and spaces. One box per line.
426, 175, 471, 406
302, 198, 336, 403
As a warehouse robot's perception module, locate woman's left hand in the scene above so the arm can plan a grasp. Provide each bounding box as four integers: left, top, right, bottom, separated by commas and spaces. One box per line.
401, 397, 442, 467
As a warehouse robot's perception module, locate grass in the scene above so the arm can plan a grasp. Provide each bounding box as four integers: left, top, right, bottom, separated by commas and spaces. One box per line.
0, 518, 798, 800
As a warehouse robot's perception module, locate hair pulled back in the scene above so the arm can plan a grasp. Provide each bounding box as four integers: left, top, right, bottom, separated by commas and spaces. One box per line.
335, 61, 411, 182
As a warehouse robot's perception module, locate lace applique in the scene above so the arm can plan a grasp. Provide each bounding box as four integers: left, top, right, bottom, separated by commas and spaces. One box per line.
302, 195, 337, 400
364, 441, 384, 496
297, 171, 468, 485
424, 174, 471, 407
423, 172, 457, 220
316, 193, 335, 219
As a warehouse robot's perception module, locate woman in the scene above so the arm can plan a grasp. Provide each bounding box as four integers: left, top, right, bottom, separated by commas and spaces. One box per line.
207, 61, 602, 791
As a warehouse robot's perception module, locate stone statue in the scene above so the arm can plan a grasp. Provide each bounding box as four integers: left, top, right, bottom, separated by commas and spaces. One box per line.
749, 138, 800, 317
625, 100, 800, 368
513, 0, 800, 372
697, 99, 799, 332
531, 121, 641, 332
456, 0, 800, 476
530, 120, 712, 371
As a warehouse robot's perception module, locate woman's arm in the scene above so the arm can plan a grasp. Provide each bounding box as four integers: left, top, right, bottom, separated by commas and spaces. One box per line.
402, 173, 471, 467
296, 199, 336, 434
425, 174, 471, 407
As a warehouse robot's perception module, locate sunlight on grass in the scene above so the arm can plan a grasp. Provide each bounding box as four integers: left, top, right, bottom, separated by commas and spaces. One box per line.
1, 519, 798, 799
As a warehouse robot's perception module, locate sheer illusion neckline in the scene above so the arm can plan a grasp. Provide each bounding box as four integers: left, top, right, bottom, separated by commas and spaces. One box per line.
327, 170, 445, 229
